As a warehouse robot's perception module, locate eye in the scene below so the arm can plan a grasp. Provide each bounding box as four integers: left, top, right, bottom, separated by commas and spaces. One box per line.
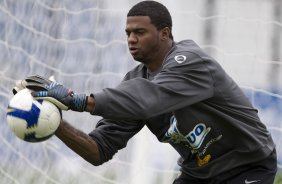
136, 30, 145, 35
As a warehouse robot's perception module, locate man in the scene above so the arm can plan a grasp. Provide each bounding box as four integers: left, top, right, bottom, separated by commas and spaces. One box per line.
17, 1, 277, 183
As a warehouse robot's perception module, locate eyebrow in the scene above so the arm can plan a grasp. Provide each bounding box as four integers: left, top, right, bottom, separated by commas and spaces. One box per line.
125, 27, 146, 32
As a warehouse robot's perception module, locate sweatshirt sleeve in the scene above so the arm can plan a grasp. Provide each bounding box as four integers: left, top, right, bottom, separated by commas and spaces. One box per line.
89, 119, 144, 165
92, 51, 214, 120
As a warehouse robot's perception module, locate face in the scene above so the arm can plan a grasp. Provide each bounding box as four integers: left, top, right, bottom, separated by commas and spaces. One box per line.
125, 16, 162, 63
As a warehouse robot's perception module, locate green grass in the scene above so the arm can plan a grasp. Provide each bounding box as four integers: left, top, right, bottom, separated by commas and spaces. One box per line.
274, 169, 282, 184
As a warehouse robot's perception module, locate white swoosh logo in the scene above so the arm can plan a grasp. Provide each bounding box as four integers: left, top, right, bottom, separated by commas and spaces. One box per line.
245, 179, 260, 184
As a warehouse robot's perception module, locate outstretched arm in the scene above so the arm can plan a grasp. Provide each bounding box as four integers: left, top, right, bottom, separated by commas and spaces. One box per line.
55, 119, 101, 166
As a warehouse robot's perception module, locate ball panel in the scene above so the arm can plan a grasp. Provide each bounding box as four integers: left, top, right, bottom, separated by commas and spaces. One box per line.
6, 116, 27, 139
8, 89, 34, 111
34, 119, 54, 137
40, 100, 61, 131
7, 103, 41, 129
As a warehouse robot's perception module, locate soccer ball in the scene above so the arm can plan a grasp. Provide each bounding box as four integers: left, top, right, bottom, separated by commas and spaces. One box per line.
6, 88, 61, 143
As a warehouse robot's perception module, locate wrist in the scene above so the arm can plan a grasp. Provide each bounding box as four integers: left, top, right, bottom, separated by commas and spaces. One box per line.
72, 93, 87, 112
85, 94, 95, 112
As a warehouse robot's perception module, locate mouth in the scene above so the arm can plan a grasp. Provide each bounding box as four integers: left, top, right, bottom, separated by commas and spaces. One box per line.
129, 47, 139, 55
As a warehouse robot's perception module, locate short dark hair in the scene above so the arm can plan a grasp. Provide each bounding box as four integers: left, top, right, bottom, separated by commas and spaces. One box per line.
127, 1, 173, 40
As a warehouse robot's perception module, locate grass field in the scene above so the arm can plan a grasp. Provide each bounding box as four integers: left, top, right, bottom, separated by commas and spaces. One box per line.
275, 169, 282, 184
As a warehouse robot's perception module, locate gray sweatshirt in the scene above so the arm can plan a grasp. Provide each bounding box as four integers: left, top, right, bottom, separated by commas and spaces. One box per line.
89, 40, 275, 179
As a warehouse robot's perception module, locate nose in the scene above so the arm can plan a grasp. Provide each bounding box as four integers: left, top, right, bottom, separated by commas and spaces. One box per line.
127, 33, 137, 44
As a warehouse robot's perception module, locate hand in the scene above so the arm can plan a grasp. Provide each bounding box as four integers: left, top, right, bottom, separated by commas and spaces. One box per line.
12, 76, 55, 95
24, 75, 87, 112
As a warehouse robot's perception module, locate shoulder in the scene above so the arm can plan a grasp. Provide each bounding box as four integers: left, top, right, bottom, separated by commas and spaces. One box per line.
168, 40, 211, 61
162, 40, 206, 67
162, 40, 218, 68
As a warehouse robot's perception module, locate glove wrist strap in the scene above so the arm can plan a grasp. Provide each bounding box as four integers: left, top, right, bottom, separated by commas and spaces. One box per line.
72, 93, 87, 112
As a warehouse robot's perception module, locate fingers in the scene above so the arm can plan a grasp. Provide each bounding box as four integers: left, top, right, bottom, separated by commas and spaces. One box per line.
25, 75, 52, 85
31, 91, 48, 98
16, 79, 27, 88
26, 82, 49, 91
25, 75, 53, 91
12, 75, 54, 95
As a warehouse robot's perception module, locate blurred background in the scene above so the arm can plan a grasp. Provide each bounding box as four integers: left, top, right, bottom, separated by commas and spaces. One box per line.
0, 0, 281, 183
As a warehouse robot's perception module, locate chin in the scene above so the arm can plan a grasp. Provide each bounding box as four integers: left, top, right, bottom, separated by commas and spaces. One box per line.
132, 55, 143, 62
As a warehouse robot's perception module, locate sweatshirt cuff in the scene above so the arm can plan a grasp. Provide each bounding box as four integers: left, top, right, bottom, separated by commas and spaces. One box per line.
90, 92, 108, 116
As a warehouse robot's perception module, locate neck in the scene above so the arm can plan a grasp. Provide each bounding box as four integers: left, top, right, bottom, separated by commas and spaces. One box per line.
146, 40, 173, 72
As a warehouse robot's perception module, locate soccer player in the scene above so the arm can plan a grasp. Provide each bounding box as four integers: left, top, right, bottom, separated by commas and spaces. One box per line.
18, 1, 277, 183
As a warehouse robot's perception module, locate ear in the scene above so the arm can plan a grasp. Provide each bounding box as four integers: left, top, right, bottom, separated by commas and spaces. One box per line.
160, 27, 171, 41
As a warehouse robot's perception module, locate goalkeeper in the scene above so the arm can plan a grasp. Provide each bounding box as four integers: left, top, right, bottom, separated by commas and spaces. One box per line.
16, 1, 277, 183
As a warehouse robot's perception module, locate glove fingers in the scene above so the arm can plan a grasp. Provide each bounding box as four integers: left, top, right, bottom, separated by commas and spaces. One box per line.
31, 90, 48, 98
26, 82, 49, 91
25, 75, 51, 85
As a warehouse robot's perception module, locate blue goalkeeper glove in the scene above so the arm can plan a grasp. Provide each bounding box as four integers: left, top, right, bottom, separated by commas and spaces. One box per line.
24, 75, 87, 112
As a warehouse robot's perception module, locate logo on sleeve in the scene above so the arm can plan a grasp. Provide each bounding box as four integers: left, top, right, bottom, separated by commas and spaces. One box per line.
174, 55, 186, 63
245, 179, 261, 184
